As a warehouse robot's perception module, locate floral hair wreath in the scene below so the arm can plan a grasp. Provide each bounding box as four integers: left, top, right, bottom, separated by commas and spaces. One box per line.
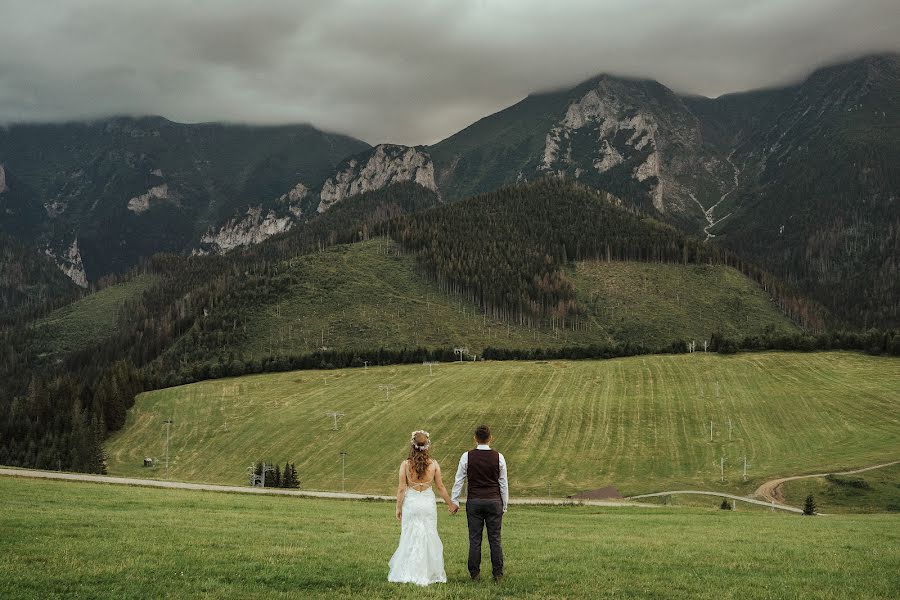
410, 430, 431, 451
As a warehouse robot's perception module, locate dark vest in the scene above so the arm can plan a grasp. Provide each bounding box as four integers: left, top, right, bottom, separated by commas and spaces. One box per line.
467, 449, 501, 500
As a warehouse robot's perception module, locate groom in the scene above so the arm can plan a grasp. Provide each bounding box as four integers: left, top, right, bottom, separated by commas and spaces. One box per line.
450, 425, 509, 583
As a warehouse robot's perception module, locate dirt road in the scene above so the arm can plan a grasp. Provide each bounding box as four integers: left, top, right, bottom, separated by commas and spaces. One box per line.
752, 460, 900, 503
0, 467, 645, 508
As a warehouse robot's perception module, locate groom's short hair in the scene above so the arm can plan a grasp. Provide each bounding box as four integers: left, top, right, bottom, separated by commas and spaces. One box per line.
474, 425, 491, 443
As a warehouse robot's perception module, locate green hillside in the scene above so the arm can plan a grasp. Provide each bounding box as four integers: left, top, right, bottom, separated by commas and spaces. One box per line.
32, 274, 157, 358
3, 477, 899, 599
781, 463, 900, 514
105, 352, 900, 497
223, 238, 796, 357
571, 259, 795, 345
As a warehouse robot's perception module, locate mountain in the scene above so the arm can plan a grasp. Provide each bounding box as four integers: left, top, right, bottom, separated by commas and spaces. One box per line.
427, 53, 900, 327
0, 117, 369, 282
690, 54, 900, 329
429, 74, 735, 228
2, 54, 896, 327
195, 143, 436, 254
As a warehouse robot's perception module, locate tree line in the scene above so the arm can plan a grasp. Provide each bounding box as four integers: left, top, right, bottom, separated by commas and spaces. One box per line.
377, 179, 830, 332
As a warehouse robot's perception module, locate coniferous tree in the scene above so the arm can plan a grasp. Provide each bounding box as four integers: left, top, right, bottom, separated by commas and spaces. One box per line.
803, 494, 817, 516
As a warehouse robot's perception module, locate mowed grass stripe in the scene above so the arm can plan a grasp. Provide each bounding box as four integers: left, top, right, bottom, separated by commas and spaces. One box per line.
105, 353, 900, 497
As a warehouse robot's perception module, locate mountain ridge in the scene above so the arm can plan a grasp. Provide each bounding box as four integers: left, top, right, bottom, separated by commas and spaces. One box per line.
1, 53, 897, 327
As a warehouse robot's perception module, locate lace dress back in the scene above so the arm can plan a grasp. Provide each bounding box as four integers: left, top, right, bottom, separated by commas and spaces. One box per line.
387, 461, 447, 586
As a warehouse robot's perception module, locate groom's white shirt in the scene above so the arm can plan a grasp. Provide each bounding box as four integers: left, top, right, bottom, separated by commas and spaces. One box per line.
451, 444, 509, 512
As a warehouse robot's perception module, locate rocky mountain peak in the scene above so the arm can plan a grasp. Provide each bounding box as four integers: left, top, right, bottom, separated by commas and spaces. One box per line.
317, 144, 436, 213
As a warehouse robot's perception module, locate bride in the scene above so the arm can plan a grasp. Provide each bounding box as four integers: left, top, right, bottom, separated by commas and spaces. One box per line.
388, 430, 456, 586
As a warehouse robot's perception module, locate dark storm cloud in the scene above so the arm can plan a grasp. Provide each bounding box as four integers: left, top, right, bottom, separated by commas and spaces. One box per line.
1, 0, 897, 144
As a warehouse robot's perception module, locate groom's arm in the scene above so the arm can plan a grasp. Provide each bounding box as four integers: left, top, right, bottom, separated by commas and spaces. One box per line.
450, 452, 468, 507
499, 453, 509, 513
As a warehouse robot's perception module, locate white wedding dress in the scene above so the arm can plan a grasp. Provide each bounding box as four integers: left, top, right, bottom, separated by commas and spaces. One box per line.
388, 482, 447, 585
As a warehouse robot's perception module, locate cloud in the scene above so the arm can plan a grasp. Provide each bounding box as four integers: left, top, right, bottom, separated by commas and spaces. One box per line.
0, 0, 897, 145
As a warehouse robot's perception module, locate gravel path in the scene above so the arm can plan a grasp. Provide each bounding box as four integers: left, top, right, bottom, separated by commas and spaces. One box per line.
0, 468, 646, 508
626, 490, 804, 513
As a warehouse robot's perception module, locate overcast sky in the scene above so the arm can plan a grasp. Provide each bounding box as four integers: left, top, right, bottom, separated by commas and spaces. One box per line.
1, 0, 897, 145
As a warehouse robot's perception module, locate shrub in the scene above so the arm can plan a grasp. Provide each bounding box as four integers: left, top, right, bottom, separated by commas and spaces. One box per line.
825, 474, 871, 489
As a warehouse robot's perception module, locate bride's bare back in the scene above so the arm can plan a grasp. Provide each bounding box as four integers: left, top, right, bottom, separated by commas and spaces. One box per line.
404, 460, 437, 490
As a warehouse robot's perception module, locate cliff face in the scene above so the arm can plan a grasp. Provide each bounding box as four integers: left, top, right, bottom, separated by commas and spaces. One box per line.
538, 78, 712, 214
317, 144, 436, 213
45, 238, 88, 288
196, 206, 294, 255
194, 145, 440, 255
429, 75, 733, 224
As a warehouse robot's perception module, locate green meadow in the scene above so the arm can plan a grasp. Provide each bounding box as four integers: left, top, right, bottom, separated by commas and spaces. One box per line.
105, 352, 900, 498
781, 463, 900, 514
0, 477, 897, 599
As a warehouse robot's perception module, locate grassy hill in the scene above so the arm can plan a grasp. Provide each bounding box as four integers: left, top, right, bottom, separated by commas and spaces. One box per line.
225, 238, 797, 357
3, 476, 898, 599
31, 274, 157, 358
105, 352, 900, 497
781, 463, 900, 514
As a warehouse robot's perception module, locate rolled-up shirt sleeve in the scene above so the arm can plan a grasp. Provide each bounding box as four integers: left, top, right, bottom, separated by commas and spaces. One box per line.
451, 452, 468, 506
499, 453, 509, 512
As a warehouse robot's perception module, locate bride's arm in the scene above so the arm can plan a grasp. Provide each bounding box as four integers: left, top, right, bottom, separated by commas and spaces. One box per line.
395, 461, 407, 521
433, 462, 454, 508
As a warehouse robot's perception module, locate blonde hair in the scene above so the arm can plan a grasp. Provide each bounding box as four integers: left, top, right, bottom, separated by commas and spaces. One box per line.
407, 430, 432, 477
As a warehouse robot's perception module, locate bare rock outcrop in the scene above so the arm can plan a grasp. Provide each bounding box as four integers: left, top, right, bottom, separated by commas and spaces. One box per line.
127, 184, 169, 214
317, 144, 436, 213
197, 206, 293, 254
45, 238, 88, 287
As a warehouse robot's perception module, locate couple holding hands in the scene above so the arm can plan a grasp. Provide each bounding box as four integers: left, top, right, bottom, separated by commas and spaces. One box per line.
388, 425, 508, 586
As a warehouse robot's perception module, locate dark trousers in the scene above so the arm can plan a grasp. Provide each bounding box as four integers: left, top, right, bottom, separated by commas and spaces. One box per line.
466, 498, 504, 578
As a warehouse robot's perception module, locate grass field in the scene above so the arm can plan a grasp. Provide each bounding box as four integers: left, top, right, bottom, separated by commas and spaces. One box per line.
235, 239, 797, 355
571, 260, 795, 346
32, 274, 156, 357
781, 463, 900, 514
1, 477, 897, 599
105, 352, 900, 498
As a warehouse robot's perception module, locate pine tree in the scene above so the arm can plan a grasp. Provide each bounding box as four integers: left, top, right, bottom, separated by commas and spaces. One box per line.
720, 498, 731, 510
803, 494, 817, 515
273, 464, 281, 488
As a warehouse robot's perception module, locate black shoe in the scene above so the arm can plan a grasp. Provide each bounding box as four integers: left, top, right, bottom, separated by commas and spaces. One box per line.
493, 575, 503, 584
470, 573, 481, 582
